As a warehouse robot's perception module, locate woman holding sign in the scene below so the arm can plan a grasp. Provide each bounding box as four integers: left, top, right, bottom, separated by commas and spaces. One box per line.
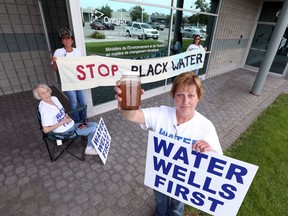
187, 35, 207, 75
33, 83, 98, 156
51, 28, 88, 122
114, 72, 223, 216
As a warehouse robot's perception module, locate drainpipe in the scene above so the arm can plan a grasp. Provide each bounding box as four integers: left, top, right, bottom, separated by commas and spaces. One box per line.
251, 0, 288, 95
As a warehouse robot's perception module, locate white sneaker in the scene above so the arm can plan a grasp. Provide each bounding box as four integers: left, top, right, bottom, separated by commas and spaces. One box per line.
85, 147, 98, 155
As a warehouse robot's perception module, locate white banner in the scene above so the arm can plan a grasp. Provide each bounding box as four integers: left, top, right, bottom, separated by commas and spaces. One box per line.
56, 50, 205, 91
144, 131, 258, 216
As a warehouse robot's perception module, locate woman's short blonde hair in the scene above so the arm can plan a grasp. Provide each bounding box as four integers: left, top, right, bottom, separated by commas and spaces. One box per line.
33, 83, 52, 100
170, 71, 203, 100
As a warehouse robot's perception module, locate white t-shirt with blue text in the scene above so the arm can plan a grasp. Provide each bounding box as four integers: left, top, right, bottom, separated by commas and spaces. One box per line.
39, 96, 74, 133
141, 106, 223, 154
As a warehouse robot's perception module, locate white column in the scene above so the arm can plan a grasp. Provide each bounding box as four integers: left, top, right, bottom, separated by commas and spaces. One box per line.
68, 0, 86, 55
68, 0, 94, 117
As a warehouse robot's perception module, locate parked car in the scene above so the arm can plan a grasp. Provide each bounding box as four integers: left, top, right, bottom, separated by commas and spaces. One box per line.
125, 22, 159, 40
90, 21, 105, 30
181, 27, 206, 39
103, 23, 115, 30
182, 25, 197, 30
151, 22, 165, 31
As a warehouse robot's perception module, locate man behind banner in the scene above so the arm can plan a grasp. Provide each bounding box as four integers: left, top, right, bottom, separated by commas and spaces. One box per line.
114, 71, 223, 216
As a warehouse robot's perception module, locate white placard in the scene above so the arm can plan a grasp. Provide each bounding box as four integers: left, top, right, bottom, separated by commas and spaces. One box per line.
92, 117, 111, 164
144, 131, 258, 216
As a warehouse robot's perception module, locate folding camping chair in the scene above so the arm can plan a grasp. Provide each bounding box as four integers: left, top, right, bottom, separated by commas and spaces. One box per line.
36, 105, 88, 162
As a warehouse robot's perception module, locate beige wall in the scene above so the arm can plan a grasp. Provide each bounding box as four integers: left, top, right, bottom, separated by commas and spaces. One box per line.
0, 1, 57, 96
207, 0, 262, 78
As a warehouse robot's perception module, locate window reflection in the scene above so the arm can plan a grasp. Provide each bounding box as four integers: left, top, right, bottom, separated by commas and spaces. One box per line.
258, 2, 283, 23
246, 25, 287, 75
80, 0, 218, 106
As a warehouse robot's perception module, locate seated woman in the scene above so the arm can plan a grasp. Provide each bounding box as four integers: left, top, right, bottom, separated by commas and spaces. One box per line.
33, 83, 98, 155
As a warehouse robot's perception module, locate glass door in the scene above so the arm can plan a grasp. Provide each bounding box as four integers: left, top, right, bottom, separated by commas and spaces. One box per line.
245, 1, 288, 75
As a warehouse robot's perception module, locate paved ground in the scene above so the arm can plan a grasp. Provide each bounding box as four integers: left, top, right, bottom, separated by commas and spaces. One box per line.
0, 69, 288, 216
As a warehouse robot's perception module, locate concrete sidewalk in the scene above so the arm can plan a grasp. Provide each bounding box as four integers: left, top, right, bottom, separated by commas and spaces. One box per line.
0, 69, 287, 216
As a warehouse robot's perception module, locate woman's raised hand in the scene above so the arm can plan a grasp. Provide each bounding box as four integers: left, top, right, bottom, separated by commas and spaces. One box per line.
114, 80, 122, 109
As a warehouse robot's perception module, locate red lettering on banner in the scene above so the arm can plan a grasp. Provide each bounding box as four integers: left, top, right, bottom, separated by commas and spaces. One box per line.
76, 65, 86, 80
86, 64, 95, 78
98, 64, 110, 76
75, 64, 119, 80
111, 65, 118, 76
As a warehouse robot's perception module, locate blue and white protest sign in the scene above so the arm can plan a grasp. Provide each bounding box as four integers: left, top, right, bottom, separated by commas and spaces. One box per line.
144, 131, 258, 216
92, 117, 111, 164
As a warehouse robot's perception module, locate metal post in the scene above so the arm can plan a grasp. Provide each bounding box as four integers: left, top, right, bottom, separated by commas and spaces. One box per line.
251, 0, 288, 95
167, 0, 175, 57
174, 0, 184, 36
165, 0, 175, 89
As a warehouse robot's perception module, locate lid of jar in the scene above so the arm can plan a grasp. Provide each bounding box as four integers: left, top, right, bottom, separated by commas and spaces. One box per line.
121, 71, 139, 76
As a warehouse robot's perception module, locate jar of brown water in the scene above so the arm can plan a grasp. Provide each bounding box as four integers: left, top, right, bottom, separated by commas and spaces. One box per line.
120, 74, 141, 110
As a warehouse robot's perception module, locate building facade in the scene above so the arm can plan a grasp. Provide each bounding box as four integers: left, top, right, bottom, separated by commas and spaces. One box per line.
0, 0, 287, 116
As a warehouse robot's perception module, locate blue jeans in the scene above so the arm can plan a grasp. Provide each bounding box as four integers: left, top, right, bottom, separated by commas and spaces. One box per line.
154, 190, 184, 216
64, 90, 87, 122
64, 122, 98, 148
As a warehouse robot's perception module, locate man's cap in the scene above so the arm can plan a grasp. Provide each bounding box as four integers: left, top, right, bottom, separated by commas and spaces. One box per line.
59, 28, 73, 38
